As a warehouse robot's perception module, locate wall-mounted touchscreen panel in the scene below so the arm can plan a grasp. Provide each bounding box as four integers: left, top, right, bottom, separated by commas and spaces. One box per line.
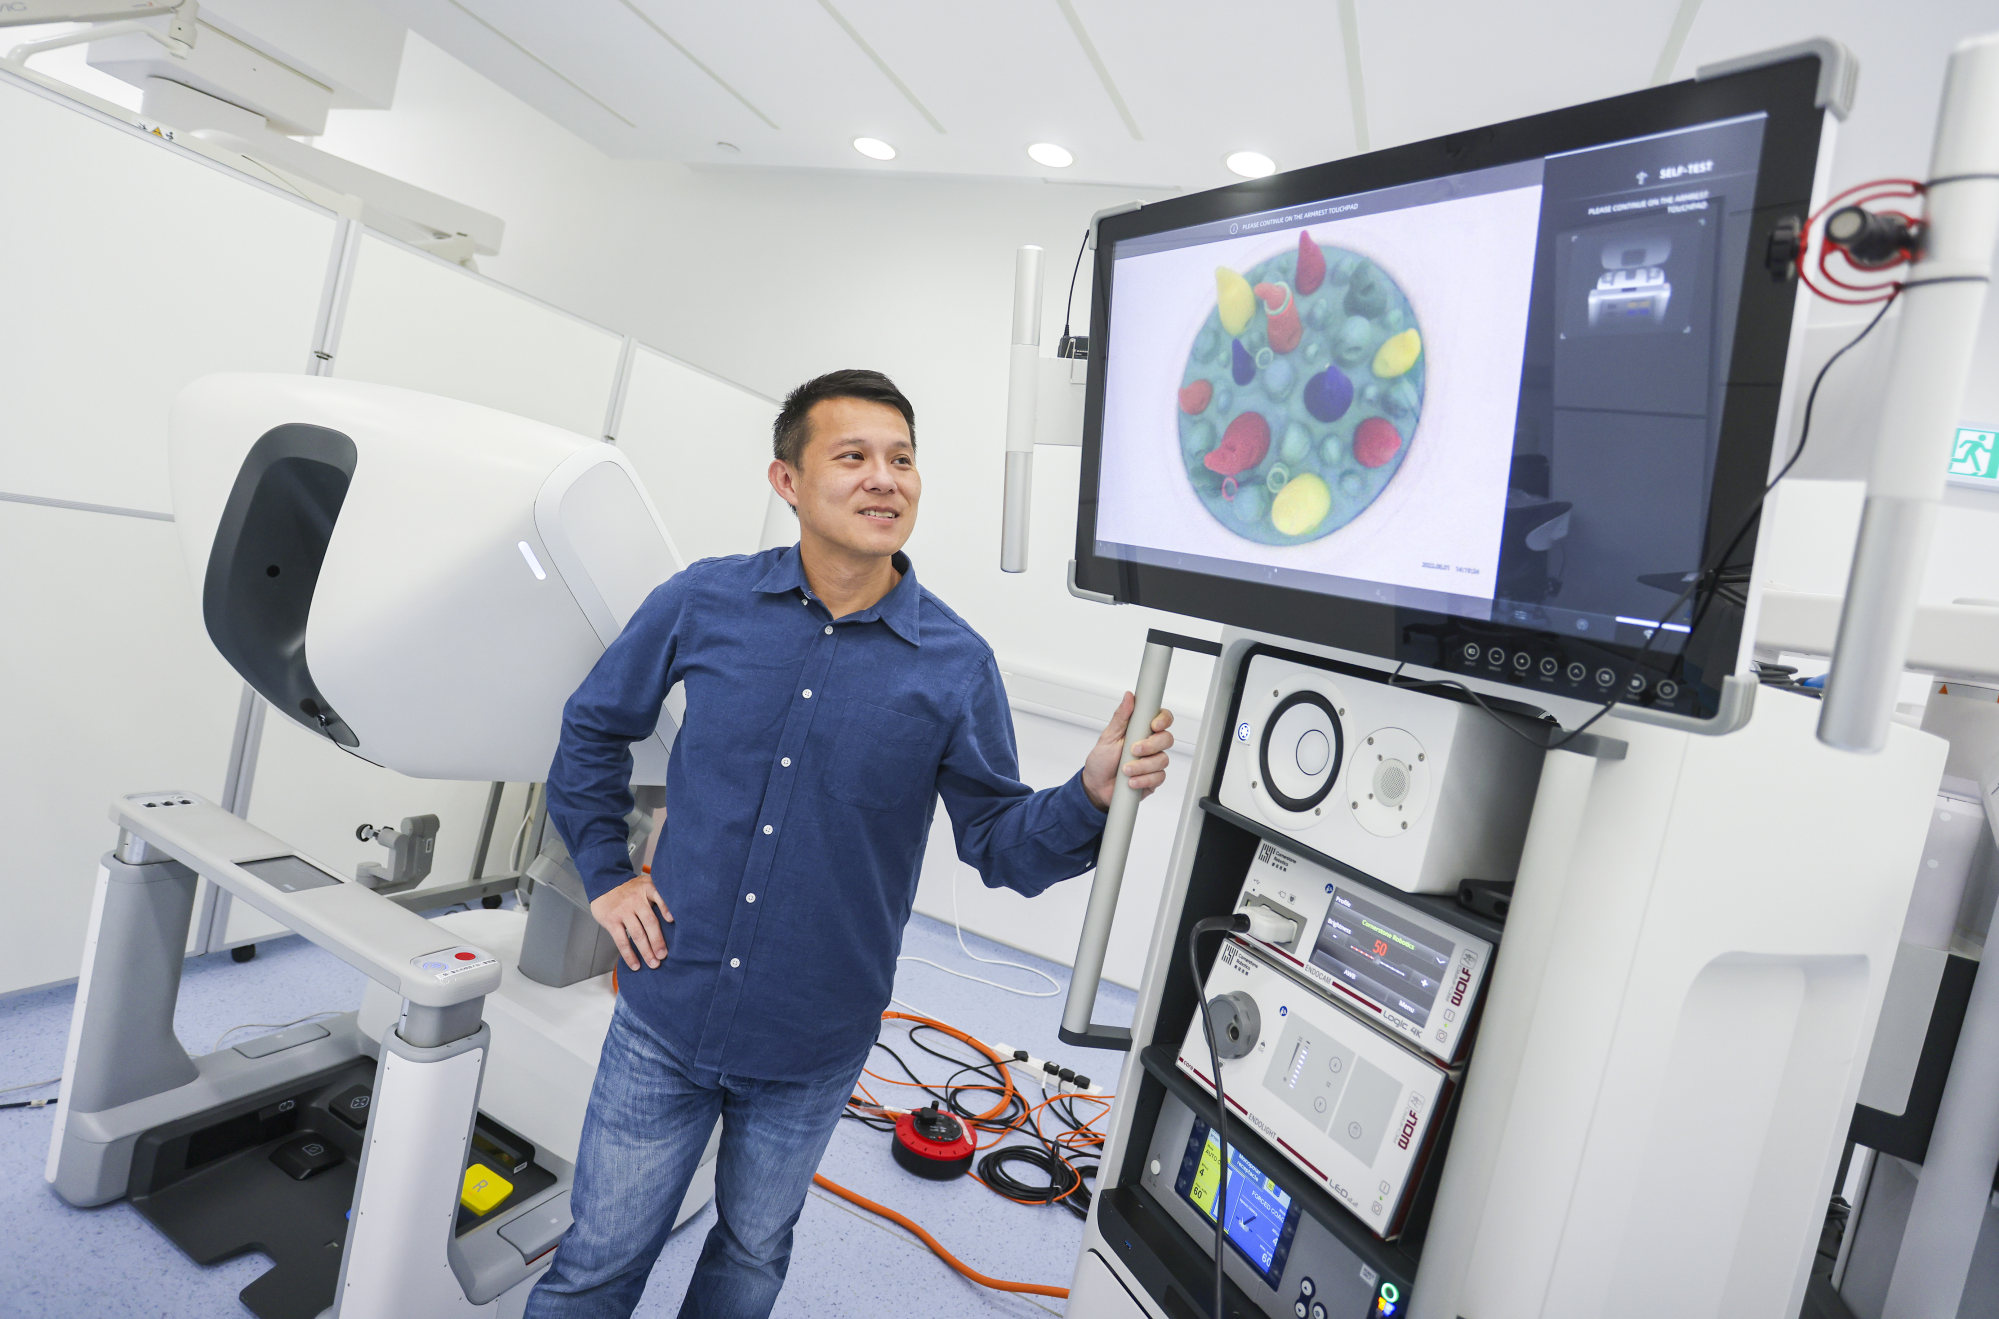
1075, 55, 1832, 725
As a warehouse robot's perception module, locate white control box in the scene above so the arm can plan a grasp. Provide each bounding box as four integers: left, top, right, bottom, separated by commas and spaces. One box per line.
1217, 649, 1545, 893
1236, 843, 1493, 1065
1178, 938, 1451, 1239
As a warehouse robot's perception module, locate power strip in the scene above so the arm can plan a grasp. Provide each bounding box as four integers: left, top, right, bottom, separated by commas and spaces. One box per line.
992, 1043, 1107, 1096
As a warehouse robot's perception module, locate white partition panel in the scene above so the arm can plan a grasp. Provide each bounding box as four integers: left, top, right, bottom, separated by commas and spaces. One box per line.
0, 71, 336, 514
0, 502, 243, 994
333, 233, 626, 437
615, 346, 780, 562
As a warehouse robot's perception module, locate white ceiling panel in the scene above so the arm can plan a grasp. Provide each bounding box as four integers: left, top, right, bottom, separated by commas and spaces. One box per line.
833, 0, 1125, 162
633, 0, 955, 167
366, 0, 1999, 195
1358, 0, 1685, 151
1074, 0, 1364, 188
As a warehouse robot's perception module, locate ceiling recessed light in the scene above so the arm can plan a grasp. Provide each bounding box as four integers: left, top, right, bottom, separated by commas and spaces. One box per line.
852, 136, 897, 161
1225, 150, 1277, 179
1027, 142, 1074, 169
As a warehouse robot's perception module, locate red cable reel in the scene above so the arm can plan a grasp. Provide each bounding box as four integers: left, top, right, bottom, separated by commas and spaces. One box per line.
892, 1103, 976, 1179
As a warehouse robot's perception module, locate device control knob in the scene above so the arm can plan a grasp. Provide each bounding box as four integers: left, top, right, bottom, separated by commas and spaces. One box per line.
1209, 990, 1261, 1060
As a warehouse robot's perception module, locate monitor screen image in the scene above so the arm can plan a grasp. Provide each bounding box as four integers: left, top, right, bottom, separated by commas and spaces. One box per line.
1098, 158, 1548, 610
1074, 54, 1832, 724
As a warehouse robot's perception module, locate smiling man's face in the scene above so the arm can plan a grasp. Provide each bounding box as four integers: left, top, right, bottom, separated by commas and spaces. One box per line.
773, 395, 921, 563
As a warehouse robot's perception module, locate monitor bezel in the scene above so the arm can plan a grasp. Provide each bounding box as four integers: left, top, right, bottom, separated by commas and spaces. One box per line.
1072, 54, 1831, 726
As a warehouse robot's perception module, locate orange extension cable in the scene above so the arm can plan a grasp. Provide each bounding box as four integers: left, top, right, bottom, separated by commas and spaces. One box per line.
611, 939, 1081, 1298
813, 1009, 1082, 1298
810, 1173, 1069, 1299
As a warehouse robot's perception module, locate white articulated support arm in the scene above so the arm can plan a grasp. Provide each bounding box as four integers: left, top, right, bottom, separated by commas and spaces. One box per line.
1002, 244, 1043, 573
1819, 31, 1999, 752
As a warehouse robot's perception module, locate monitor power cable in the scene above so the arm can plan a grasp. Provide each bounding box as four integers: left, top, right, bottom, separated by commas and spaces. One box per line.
1059, 227, 1090, 359
1188, 911, 1252, 1319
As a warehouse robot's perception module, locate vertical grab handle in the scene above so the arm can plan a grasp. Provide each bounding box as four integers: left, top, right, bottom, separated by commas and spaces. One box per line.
1060, 638, 1175, 1051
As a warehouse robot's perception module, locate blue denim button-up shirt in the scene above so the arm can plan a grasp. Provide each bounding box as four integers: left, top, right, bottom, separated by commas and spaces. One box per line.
546, 545, 1108, 1081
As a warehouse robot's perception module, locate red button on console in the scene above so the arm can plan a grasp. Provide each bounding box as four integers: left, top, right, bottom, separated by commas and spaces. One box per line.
454, 951, 477, 961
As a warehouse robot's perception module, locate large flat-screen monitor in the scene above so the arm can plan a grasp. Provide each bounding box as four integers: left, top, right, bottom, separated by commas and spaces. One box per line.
1075, 51, 1840, 726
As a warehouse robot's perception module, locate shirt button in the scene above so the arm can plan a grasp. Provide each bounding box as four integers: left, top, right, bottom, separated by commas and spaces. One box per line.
746, 893, 757, 903
823, 625, 833, 635
730, 958, 741, 968
802, 689, 813, 699
781, 756, 792, 767
762, 824, 773, 835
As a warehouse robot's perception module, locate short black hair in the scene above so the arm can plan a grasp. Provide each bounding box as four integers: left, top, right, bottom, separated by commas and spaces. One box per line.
772, 369, 916, 468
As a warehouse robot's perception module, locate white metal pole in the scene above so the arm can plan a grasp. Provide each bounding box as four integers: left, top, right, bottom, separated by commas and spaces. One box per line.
1818, 32, 1999, 752
1001, 245, 1042, 574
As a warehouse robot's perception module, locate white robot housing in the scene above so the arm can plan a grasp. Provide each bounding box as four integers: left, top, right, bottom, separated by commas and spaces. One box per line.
170, 373, 683, 783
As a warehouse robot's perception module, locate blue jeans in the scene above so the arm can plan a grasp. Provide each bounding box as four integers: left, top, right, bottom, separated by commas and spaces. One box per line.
524, 996, 868, 1319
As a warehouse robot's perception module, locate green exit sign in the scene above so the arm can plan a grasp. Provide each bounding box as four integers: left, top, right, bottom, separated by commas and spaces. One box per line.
1949, 427, 1999, 488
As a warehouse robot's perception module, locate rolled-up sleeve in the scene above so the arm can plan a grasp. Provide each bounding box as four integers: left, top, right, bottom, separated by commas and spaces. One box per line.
936, 654, 1106, 897
546, 574, 688, 900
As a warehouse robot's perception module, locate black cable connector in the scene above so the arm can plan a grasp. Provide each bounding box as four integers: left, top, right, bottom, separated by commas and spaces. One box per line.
1188, 912, 1253, 1319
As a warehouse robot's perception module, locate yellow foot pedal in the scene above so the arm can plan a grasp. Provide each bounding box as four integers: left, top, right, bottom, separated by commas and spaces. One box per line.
461, 1162, 514, 1216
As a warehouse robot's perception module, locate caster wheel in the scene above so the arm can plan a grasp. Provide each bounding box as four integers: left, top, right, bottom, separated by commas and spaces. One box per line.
482, 895, 504, 909
231, 944, 257, 963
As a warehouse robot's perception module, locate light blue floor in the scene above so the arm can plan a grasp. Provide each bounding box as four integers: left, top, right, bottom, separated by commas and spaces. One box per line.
0, 908, 1136, 1318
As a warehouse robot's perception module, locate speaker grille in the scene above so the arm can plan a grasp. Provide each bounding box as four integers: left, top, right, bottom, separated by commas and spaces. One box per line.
1374, 760, 1411, 807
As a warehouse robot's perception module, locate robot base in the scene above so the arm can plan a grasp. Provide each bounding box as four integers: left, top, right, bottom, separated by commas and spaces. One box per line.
358, 907, 720, 1230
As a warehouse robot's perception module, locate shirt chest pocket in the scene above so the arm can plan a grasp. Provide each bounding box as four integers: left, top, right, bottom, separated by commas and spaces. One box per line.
821, 698, 946, 812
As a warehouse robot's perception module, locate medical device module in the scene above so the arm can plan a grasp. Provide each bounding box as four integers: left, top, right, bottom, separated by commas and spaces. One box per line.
1059, 39, 1959, 1319
1177, 939, 1451, 1239
1076, 52, 1830, 731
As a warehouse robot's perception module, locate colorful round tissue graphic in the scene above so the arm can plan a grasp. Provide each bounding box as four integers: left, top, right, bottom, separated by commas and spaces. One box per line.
1178, 231, 1424, 545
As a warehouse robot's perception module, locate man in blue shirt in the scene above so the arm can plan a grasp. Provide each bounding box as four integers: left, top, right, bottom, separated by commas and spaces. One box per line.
527, 369, 1176, 1318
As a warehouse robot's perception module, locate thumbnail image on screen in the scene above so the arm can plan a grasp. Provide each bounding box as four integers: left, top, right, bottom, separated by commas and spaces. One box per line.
1309, 887, 1453, 1026
1175, 1119, 1300, 1287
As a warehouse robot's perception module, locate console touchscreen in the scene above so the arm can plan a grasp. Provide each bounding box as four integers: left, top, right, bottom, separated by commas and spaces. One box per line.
1075, 55, 1834, 725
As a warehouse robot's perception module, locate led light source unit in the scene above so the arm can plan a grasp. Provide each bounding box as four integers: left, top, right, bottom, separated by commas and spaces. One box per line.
852, 136, 897, 161
1027, 142, 1074, 168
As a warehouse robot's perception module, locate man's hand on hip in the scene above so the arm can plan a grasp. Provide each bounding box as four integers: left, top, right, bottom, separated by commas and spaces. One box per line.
591, 874, 674, 971
1083, 691, 1176, 811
